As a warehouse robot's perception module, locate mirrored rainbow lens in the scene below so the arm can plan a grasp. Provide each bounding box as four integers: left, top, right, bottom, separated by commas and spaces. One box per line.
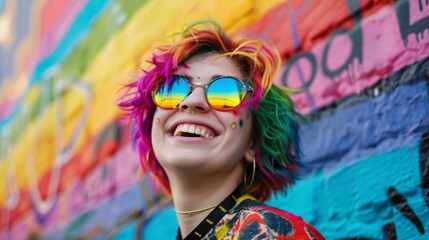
153, 77, 189, 109
207, 77, 245, 111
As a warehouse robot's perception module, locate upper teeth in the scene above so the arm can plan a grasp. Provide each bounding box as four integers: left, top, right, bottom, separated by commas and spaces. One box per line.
174, 124, 214, 138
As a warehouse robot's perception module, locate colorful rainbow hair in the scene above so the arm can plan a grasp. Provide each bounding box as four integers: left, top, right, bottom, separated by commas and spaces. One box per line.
118, 20, 302, 202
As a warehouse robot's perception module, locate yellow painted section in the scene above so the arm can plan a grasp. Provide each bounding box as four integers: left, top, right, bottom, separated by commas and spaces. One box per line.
0, 0, 283, 204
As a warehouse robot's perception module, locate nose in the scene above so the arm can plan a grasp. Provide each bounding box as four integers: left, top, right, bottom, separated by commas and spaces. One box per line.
178, 87, 210, 114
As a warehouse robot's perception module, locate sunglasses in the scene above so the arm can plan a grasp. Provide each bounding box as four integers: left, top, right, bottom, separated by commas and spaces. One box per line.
153, 75, 254, 111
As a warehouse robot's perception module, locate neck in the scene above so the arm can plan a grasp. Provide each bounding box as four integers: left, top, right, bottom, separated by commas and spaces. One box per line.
169, 171, 242, 238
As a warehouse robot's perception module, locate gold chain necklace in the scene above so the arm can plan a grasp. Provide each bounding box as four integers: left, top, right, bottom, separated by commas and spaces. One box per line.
174, 205, 218, 216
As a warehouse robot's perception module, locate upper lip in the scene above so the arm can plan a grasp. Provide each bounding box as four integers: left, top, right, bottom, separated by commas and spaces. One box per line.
168, 119, 219, 137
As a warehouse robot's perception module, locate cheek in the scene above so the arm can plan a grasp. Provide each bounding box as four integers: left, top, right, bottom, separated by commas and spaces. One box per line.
151, 109, 168, 138
151, 110, 168, 161
229, 109, 251, 129
152, 110, 161, 129
152, 108, 171, 124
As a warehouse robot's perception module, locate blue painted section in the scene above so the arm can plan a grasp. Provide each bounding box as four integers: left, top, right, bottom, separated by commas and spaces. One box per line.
142, 206, 178, 239
112, 221, 139, 240
301, 79, 429, 172
0, 0, 3, 13
0, 0, 112, 130
269, 143, 429, 239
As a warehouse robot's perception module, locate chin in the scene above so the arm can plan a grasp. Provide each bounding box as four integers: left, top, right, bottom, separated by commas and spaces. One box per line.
161, 152, 209, 167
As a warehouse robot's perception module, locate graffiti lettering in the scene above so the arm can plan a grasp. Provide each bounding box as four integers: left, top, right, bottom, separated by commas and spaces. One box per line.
280, 0, 429, 113
396, 0, 429, 45
29, 77, 92, 222
280, 0, 365, 112
387, 187, 425, 234
0, 75, 93, 229
382, 222, 397, 240
282, 52, 317, 89
321, 27, 363, 79
322, 0, 363, 79
282, 0, 364, 87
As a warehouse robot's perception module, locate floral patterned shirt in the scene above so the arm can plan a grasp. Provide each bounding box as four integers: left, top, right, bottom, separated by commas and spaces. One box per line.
201, 197, 325, 240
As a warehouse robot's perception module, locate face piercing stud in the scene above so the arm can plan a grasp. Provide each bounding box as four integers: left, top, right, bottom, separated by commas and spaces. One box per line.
231, 122, 237, 129
155, 117, 160, 123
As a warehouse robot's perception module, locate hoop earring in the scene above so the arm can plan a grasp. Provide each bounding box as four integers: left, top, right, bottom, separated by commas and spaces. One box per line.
244, 158, 256, 189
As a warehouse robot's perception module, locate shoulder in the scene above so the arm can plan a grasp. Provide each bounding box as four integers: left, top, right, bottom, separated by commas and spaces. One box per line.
231, 200, 325, 240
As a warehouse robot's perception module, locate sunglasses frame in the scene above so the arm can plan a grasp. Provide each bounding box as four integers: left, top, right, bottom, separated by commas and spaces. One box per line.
153, 75, 254, 111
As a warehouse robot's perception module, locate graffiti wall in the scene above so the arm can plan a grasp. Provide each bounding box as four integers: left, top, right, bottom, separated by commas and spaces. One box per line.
0, 0, 428, 239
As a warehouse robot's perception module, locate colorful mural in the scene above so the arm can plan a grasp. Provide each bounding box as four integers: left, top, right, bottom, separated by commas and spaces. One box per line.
0, 0, 428, 239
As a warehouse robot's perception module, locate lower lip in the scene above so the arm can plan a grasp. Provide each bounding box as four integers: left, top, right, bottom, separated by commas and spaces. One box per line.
170, 135, 214, 142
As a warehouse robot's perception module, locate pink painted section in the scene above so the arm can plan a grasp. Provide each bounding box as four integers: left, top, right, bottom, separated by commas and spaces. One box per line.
9, 216, 29, 240
277, 4, 429, 113
40, 0, 78, 35
0, 100, 17, 121
27, 0, 87, 72
54, 145, 140, 231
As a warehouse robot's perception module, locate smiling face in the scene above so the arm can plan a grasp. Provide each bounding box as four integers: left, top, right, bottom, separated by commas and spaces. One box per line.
151, 53, 254, 180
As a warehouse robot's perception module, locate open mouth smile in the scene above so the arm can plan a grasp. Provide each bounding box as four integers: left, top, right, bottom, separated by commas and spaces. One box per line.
173, 123, 215, 138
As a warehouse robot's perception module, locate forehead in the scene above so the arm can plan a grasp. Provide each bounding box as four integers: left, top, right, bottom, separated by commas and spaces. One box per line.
174, 53, 243, 82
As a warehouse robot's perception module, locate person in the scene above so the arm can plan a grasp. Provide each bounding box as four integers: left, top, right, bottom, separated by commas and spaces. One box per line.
118, 20, 325, 240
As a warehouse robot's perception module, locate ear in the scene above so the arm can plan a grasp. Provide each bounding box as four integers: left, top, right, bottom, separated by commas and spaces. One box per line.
244, 142, 255, 163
